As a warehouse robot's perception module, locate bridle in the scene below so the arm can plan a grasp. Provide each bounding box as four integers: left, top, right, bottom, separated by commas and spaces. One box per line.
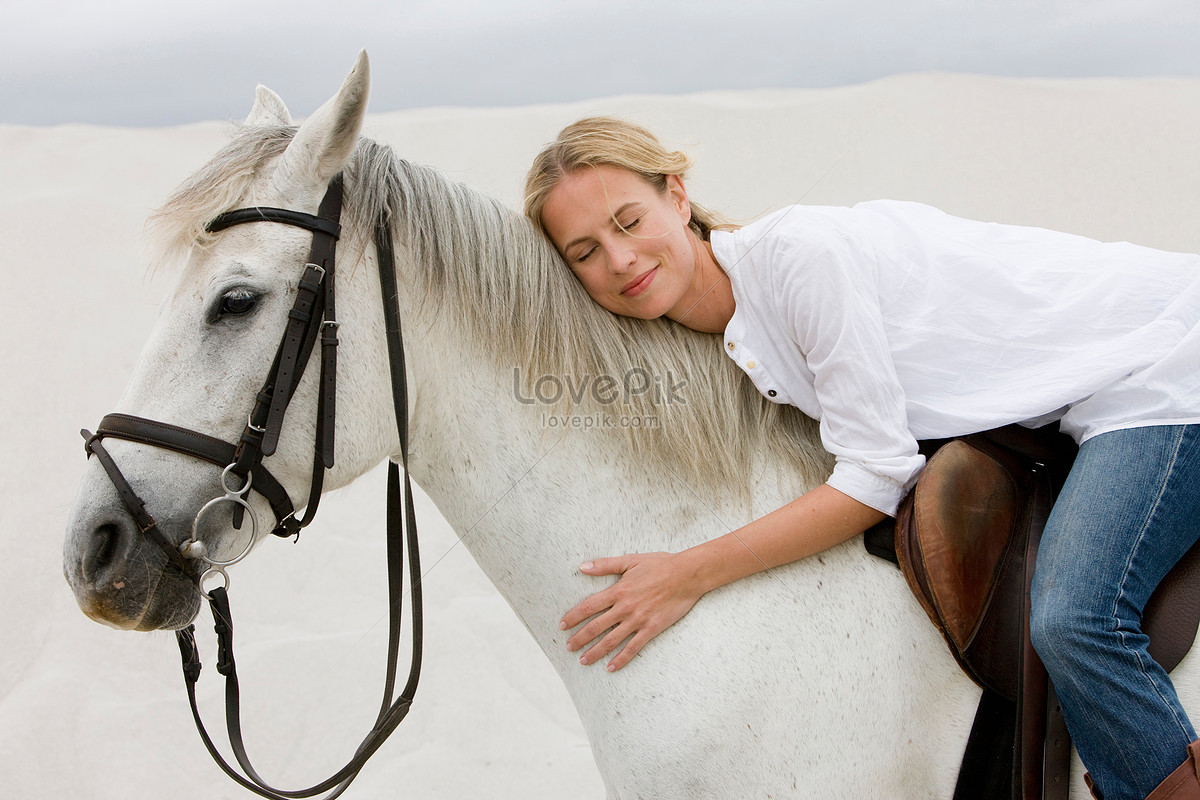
80, 175, 423, 799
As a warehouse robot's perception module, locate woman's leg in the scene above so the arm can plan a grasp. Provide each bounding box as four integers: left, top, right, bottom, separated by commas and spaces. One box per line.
1031, 424, 1200, 800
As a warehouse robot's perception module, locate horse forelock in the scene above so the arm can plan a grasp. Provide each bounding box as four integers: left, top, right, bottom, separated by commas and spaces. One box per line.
145, 125, 297, 274
147, 125, 830, 495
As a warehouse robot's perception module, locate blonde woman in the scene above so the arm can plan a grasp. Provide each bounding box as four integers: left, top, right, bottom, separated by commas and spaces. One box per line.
524, 117, 1200, 800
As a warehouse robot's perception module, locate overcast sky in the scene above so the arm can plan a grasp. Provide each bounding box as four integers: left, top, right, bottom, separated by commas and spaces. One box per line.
4, 0, 1200, 127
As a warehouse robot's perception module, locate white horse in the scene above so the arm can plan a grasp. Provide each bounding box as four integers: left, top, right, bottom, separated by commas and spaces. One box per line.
61, 52, 1200, 799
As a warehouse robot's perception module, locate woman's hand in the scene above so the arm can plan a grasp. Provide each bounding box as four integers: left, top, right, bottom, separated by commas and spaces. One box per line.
558, 485, 886, 672
560, 551, 707, 672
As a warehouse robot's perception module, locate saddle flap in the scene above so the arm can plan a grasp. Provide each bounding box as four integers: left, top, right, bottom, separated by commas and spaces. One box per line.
908, 440, 1019, 653
1146, 535, 1200, 673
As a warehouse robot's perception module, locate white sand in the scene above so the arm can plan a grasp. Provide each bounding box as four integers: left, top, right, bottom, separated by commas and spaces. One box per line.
4, 74, 1200, 799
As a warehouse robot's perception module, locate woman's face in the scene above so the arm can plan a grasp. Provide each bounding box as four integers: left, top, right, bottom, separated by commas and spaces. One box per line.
541, 165, 699, 320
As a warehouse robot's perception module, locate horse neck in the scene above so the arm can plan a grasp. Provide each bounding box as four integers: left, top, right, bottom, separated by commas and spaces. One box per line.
396, 281, 783, 656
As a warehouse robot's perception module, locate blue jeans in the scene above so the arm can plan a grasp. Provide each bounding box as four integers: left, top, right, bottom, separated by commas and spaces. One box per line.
1031, 424, 1200, 800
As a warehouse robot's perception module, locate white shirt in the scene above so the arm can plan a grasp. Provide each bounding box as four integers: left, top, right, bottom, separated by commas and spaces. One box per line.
710, 200, 1200, 515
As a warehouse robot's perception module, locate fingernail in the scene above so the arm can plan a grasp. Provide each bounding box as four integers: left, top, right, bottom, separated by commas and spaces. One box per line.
558, 621, 567, 630
579, 655, 589, 665
580, 561, 594, 571
607, 663, 616, 672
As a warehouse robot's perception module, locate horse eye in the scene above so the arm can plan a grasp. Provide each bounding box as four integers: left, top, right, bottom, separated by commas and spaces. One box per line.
219, 288, 258, 317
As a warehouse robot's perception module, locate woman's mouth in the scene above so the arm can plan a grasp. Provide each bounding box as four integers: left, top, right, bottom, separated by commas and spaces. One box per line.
621, 268, 656, 297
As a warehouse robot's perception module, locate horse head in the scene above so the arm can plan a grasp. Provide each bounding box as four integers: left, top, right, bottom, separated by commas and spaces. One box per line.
63, 52, 397, 631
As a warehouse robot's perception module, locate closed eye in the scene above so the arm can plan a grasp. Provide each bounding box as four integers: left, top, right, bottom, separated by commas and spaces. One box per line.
574, 245, 598, 265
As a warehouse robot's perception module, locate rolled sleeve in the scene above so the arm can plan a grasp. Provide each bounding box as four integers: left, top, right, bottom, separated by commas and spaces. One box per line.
774, 219, 925, 515
827, 456, 924, 517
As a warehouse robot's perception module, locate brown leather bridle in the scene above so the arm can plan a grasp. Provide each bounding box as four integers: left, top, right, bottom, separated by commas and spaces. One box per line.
80, 175, 423, 799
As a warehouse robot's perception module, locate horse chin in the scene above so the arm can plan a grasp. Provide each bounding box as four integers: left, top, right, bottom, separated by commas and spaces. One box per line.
74, 568, 202, 632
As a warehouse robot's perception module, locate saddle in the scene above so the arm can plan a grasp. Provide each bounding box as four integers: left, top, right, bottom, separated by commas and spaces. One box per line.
868, 425, 1200, 800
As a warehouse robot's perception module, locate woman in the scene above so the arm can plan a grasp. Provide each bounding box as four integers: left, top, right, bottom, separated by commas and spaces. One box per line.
523, 116, 1200, 800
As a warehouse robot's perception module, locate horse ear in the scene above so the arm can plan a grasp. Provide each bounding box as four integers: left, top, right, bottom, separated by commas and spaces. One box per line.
246, 85, 292, 127
272, 50, 370, 197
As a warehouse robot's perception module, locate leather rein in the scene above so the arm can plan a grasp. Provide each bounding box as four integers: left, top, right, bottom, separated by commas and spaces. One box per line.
80, 175, 423, 799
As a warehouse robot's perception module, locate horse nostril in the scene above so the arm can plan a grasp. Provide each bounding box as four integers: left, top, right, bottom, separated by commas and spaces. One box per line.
84, 522, 122, 584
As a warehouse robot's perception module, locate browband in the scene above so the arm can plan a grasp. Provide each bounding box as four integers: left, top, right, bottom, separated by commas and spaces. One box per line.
207, 207, 341, 238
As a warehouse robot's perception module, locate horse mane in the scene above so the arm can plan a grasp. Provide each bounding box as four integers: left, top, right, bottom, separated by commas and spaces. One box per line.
147, 126, 831, 496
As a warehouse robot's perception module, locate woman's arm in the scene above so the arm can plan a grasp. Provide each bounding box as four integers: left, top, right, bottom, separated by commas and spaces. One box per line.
559, 483, 887, 671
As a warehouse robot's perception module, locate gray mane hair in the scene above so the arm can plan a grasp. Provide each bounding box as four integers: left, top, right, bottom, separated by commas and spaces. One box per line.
147, 126, 831, 497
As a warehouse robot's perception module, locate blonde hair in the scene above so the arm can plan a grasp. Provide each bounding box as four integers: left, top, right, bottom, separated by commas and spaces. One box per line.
523, 116, 727, 241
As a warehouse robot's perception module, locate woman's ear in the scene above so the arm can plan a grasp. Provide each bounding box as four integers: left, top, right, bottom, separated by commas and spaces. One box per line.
665, 174, 692, 224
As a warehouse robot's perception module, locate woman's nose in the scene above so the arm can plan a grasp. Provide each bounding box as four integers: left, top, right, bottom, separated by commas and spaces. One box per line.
606, 243, 637, 273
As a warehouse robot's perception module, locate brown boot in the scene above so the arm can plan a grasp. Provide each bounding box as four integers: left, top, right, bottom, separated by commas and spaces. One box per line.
1143, 740, 1200, 800
1083, 741, 1200, 800
1147, 743, 1200, 796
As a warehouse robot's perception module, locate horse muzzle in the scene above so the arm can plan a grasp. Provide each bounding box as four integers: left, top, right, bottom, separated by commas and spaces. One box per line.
65, 529, 202, 632
64, 456, 207, 631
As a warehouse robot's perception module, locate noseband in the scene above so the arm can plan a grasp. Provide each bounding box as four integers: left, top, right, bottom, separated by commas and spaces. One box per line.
81, 176, 423, 799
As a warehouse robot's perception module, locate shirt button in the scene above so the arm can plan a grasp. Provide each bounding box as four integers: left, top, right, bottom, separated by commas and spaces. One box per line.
747, 360, 756, 369
768, 389, 777, 397
727, 342, 736, 351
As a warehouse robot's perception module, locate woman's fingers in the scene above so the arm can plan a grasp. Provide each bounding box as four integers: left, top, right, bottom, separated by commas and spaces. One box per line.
565, 605, 621, 653
560, 584, 617, 632
578, 556, 632, 576
579, 619, 660, 671
559, 551, 705, 671
600, 629, 654, 672
578, 620, 633, 666
559, 554, 638, 631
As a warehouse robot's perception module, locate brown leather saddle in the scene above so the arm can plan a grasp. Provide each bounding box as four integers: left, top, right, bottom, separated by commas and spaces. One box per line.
868, 425, 1200, 800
